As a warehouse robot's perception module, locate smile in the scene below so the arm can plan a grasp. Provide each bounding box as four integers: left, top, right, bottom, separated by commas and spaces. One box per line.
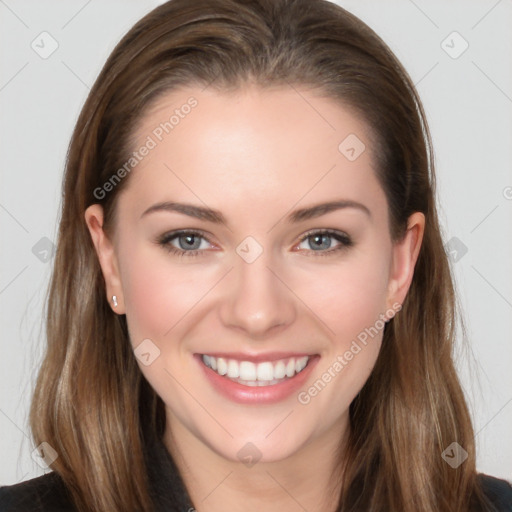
201, 354, 310, 387
195, 352, 320, 404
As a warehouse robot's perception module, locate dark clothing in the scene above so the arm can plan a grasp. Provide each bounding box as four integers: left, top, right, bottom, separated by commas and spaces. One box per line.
1, 433, 511, 511
0, 431, 196, 512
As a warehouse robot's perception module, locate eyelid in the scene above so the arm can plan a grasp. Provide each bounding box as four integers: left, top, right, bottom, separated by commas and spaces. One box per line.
157, 229, 216, 250
158, 228, 212, 239
294, 228, 353, 253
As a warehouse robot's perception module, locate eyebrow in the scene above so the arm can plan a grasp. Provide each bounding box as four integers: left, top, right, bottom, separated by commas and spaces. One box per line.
140, 199, 371, 224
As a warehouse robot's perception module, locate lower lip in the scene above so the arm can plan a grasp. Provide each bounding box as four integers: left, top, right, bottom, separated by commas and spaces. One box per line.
195, 354, 320, 405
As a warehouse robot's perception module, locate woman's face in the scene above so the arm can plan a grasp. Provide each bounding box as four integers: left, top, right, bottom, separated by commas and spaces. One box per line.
86, 85, 423, 464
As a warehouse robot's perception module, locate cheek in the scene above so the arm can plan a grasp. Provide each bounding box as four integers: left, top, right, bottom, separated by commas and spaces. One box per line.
118, 244, 216, 344
293, 249, 391, 344
295, 254, 390, 414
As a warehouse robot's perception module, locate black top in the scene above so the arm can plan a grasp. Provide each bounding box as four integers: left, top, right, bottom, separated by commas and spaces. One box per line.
1, 433, 511, 511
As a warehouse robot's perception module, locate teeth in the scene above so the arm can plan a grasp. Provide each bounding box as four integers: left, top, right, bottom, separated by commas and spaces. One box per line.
227, 359, 239, 378
241, 361, 257, 380
217, 357, 228, 376
286, 358, 295, 377
273, 360, 286, 379
256, 361, 272, 381
201, 354, 310, 385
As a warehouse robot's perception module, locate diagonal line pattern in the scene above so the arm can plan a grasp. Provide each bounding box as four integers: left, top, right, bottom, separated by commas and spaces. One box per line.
0, 265, 29, 295
472, 61, 512, 104
286, 81, 336, 131
163, 163, 233, 233
0, 62, 29, 92
415, 61, 439, 87
265, 266, 336, 335
470, 265, 512, 309
61, 61, 90, 90
200, 69, 222, 93
265, 470, 310, 511
265, 409, 294, 438
266, 164, 337, 234
0, 202, 29, 233
471, 0, 503, 30
407, 0, 439, 28
0, 0, 29, 28
470, 204, 499, 233
0, 408, 30, 439
162, 367, 234, 438
164, 267, 234, 336
61, 0, 93, 29
201, 471, 234, 502
473, 396, 512, 438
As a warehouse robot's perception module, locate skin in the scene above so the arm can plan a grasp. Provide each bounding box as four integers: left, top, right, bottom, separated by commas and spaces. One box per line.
85, 85, 425, 512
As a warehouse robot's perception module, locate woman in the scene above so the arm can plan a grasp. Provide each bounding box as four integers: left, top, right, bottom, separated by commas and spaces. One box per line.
1, 0, 511, 511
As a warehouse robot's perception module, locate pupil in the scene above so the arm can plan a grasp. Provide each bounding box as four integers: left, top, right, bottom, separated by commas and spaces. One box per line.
312, 234, 331, 250
181, 235, 199, 249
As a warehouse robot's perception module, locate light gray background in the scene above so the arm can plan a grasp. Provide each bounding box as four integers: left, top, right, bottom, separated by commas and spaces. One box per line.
1, 0, 511, 486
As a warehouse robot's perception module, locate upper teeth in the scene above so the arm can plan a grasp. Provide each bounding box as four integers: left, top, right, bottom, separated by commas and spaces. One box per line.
202, 355, 309, 381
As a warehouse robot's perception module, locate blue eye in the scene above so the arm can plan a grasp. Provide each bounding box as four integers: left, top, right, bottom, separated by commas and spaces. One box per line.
157, 230, 211, 258
157, 229, 353, 258
296, 229, 353, 256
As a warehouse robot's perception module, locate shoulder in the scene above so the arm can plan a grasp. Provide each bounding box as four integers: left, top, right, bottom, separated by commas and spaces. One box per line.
0, 472, 75, 512
477, 473, 512, 511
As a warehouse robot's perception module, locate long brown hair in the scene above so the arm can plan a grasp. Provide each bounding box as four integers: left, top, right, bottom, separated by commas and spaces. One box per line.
29, 0, 494, 510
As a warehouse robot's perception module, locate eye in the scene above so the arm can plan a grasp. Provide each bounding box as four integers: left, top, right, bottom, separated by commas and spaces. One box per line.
156, 228, 353, 259
157, 230, 213, 258
295, 229, 353, 256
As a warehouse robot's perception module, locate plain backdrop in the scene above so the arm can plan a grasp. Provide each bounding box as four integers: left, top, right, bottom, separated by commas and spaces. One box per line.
1, 0, 511, 486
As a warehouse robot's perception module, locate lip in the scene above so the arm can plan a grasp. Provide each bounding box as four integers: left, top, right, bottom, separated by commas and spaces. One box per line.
194, 353, 320, 405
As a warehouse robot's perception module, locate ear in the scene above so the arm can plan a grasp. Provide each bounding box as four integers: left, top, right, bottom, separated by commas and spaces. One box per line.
84, 204, 125, 314
385, 211, 425, 316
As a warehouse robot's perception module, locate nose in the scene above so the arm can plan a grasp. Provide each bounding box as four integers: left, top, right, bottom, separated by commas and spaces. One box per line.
218, 249, 297, 339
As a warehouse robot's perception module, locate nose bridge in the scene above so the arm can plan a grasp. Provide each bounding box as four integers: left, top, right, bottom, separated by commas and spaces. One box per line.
218, 240, 296, 337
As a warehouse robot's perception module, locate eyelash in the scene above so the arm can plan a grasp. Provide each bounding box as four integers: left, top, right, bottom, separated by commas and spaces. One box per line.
156, 229, 353, 259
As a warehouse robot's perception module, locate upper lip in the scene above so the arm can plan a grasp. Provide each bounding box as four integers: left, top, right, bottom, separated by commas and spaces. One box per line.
198, 352, 316, 363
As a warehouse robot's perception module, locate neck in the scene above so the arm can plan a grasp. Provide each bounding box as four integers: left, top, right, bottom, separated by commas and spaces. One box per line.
163, 412, 349, 512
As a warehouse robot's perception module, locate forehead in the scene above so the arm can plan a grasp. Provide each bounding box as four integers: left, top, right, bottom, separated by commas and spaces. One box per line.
120, 85, 386, 222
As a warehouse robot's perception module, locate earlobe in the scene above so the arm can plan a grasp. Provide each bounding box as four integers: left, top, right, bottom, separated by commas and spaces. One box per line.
386, 212, 425, 313
84, 204, 125, 314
